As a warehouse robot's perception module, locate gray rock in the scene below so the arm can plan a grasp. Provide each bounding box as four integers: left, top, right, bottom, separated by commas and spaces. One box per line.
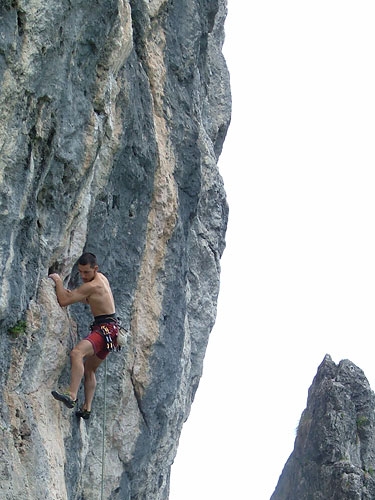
272, 355, 375, 500
0, 0, 231, 498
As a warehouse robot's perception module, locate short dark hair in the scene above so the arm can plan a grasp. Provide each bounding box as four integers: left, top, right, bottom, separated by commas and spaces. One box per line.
78, 252, 97, 267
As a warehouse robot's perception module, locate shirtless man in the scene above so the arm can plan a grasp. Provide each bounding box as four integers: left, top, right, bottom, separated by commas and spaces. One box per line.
49, 252, 118, 419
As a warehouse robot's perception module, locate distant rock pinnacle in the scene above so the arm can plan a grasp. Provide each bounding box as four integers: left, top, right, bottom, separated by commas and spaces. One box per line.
272, 354, 375, 499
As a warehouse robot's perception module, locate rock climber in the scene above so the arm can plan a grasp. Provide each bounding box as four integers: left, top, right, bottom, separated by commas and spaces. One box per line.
49, 252, 118, 420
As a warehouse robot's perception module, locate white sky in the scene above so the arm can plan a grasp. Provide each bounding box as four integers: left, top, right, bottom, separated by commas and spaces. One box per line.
171, 2, 375, 499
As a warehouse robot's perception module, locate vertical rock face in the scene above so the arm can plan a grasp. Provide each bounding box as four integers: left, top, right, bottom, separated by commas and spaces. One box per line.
272, 355, 375, 500
0, 1, 230, 499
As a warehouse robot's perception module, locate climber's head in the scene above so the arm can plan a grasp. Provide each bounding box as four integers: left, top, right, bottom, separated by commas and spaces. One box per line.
78, 253, 98, 282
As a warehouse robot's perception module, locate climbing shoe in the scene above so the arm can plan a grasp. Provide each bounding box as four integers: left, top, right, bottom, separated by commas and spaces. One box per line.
76, 408, 91, 420
51, 390, 77, 409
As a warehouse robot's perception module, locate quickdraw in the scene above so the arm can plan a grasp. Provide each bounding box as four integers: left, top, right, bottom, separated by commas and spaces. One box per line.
95, 318, 128, 353
100, 325, 116, 352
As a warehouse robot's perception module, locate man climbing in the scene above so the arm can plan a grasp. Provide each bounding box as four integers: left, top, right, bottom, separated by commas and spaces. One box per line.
49, 252, 118, 420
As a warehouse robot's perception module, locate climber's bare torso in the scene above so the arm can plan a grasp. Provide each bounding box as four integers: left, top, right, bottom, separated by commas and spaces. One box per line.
49, 264, 115, 317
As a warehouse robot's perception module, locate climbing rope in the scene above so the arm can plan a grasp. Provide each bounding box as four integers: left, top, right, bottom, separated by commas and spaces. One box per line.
100, 357, 108, 500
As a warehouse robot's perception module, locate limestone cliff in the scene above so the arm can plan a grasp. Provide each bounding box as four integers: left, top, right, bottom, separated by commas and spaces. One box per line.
0, 1, 230, 498
272, 355, 375, 500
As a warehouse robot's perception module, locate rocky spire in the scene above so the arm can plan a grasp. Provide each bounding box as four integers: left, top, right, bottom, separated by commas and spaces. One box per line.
272, 355, 375, 499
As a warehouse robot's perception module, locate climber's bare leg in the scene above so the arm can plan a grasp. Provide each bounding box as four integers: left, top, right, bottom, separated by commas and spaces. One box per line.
82, 354, 103, 412
69, 340, 95, 400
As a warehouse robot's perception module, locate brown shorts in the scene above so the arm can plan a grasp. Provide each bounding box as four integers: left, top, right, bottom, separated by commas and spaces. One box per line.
85, 322, 118, 360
